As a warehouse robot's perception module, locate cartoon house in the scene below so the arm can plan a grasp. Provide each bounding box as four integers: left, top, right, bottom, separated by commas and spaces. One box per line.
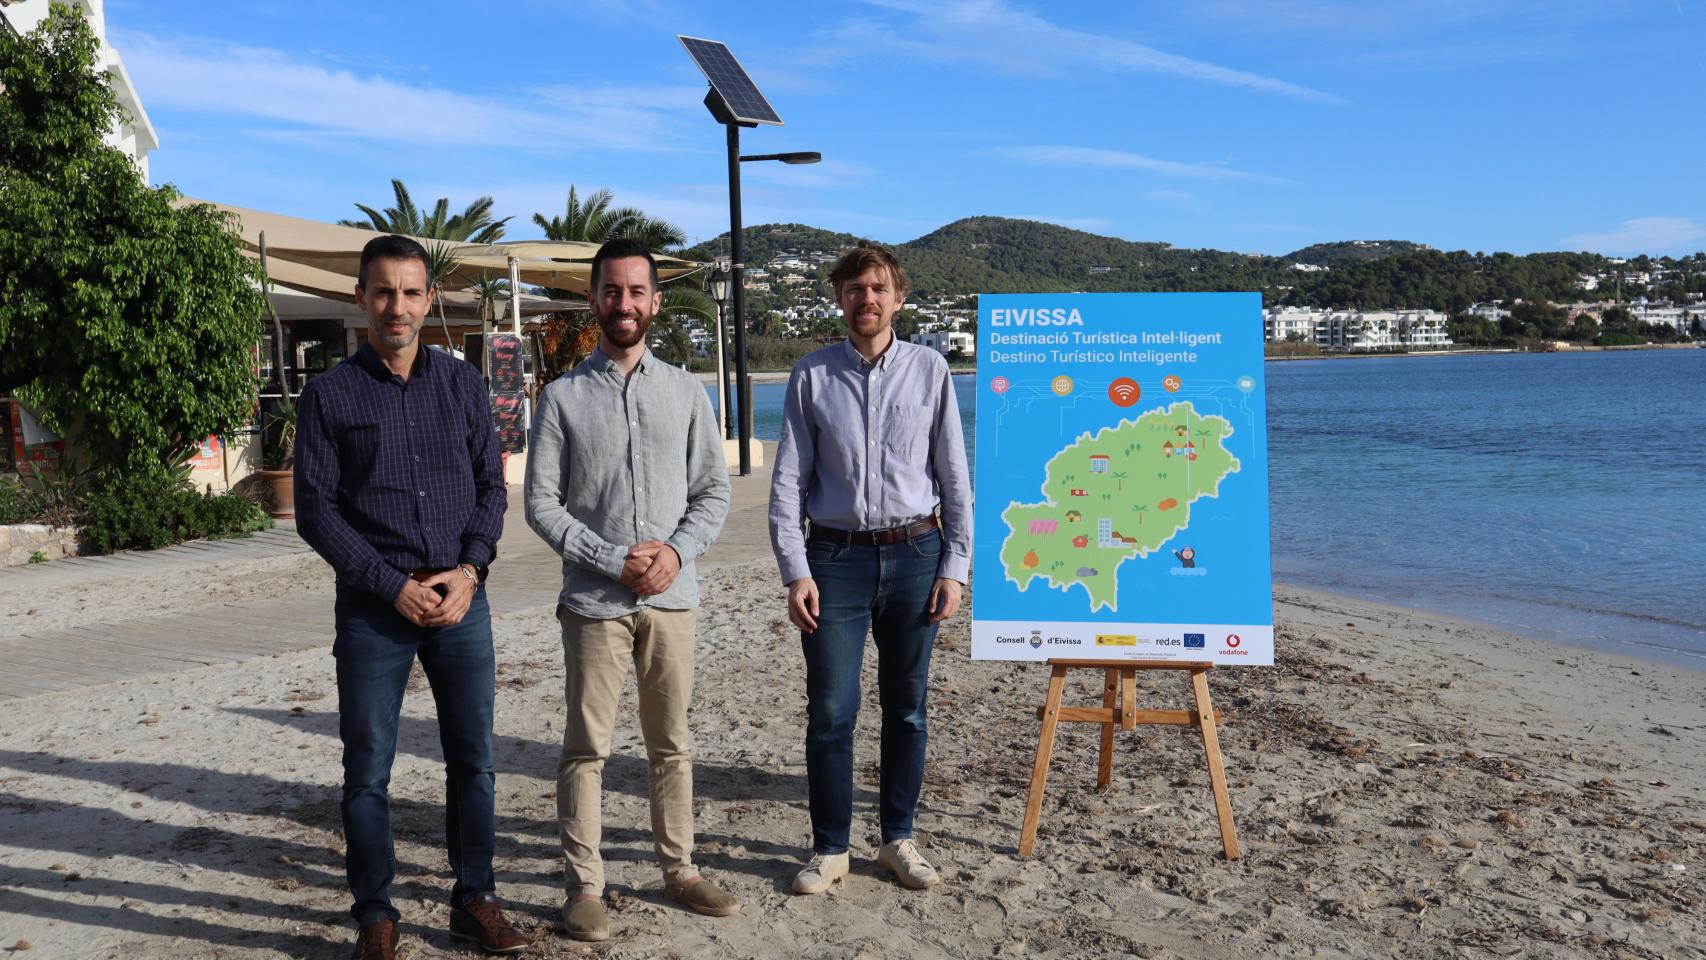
1184, 441, 1197, 462
1162, 441, 1175, 458
1088, 454, 1110, 474
1065, 510, 1082, 523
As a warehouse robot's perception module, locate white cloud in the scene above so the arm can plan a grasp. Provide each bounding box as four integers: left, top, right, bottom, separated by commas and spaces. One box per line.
845, 0, 1342, 102
1564, 217, 1706, 255
992, 145, 1286, 184
118, 32, 699, 152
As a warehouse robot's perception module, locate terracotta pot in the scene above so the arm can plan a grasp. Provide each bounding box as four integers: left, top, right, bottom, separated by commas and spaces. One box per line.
254, 468, 295, 519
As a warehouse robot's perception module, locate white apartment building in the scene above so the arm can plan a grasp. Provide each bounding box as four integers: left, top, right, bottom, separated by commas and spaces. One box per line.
910, 331, 976, 357
1265, 306, 1320, 341
1, 0, 157, 182
1264, 307, 1452, 351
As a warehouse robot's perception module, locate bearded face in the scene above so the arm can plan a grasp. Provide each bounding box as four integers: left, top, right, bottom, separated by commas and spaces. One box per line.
592, 256, 661, 350
836, 265, 903, 341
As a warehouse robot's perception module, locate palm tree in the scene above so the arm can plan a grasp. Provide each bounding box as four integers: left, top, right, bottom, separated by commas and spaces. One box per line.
340, 179, 511, 243
467, 273, 511, 324
532, 185, 685, 250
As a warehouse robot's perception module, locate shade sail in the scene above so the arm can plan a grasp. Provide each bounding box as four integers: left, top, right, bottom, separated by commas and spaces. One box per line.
250, 252, 584, 319
184, 197, 705, 296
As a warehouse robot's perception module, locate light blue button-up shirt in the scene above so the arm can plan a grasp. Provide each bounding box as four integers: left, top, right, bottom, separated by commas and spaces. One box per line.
768, 337, 971, 586
525, 348, 729, 618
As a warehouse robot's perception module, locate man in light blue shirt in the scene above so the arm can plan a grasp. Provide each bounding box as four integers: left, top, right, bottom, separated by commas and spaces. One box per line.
768, 241, 972, 895
526, 239, 737, 941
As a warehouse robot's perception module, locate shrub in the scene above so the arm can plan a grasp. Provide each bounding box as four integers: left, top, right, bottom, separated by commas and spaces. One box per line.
82, 474, 271, 554
0, 463, 93, 526
0, 476, 28, 525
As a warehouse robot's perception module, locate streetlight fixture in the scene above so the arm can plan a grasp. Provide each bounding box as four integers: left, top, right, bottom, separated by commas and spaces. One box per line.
708, 261, 734, 440
680, 35, 820, 476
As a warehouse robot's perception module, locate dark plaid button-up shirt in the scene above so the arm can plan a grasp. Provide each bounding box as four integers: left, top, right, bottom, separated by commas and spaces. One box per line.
295, 342, 506, 601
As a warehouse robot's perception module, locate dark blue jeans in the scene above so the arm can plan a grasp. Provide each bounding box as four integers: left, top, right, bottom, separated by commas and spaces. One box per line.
802, 527, 941, 854
333, 583, 496, 923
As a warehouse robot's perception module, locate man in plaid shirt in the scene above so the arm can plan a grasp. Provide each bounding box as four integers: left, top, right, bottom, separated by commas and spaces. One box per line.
295, 234, 524, 959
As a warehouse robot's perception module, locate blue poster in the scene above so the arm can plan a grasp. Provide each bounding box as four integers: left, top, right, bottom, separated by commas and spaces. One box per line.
972, 293, 1273, 665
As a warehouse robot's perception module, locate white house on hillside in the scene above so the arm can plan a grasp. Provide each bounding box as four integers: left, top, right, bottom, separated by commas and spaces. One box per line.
1, 0, 158, 182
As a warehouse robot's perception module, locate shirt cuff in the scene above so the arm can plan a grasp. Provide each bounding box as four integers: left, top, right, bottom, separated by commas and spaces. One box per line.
778, 552, 812, 586
596, 541, 629, 581
459, 541, 495, 570
371, 565, 410, 604
936, 551, 969, 585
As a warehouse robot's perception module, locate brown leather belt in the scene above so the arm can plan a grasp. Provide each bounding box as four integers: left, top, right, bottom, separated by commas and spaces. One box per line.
809, 515, 939, 547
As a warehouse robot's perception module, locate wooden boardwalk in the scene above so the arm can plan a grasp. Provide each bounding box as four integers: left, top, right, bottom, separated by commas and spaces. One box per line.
0, 466, 775, 701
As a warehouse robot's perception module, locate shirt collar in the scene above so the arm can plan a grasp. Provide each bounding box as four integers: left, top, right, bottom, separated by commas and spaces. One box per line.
841, 336, 900, 370
352, 340, 434, 383
589, 345, 652, 378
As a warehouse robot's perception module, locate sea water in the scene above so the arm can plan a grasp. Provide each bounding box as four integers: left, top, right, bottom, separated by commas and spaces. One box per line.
716, 349, 1706, 666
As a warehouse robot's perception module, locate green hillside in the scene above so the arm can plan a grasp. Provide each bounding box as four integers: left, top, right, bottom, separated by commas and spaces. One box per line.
680, 217, 1702, 315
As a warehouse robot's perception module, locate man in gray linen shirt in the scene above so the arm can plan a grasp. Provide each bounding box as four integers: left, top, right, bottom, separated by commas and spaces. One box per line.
524, 238, 736, 942
768, 240, 972, 896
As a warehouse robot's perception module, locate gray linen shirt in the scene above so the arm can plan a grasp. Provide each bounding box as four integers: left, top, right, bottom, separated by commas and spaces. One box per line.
525, 348, 729, 618
768, 338, 972, 586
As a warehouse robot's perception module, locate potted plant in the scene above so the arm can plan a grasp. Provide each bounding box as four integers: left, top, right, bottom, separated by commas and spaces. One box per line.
254, 393, 297, 518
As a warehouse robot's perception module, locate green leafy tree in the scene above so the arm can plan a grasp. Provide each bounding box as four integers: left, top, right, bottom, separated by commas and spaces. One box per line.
533, 185, 686, 250
1, 7, 267, 477
339, 179, 510, 243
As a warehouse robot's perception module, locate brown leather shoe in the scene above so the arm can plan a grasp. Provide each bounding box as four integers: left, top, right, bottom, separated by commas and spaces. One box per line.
350, 918, 399, 960
448, 894, 528, 954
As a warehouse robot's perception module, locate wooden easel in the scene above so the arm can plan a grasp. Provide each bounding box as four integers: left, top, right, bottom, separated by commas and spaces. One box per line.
1018, 658, 1240, 860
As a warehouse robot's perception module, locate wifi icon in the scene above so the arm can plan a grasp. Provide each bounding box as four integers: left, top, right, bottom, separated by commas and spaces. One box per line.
1107, 377, 1141, 408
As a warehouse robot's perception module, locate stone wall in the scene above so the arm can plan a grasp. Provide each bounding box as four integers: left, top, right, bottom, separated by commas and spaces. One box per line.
2, 524, 84, 566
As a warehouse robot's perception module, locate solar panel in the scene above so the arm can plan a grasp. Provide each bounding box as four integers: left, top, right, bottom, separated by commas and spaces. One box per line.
679, 36, 783, 126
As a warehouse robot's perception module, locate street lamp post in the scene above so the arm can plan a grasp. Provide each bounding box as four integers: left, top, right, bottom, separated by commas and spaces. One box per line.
709, 262, 732, 440
683, 36, 819, 475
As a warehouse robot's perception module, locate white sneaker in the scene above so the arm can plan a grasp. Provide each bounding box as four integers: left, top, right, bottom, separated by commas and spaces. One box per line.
791, 851, 850, 895
877, 839, 941, 889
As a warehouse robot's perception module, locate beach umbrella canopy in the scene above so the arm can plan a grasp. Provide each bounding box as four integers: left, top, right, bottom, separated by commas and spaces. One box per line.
182, 198, 704, 297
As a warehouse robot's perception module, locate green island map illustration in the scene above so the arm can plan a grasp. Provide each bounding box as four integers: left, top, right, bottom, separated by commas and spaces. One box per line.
998, 401, 1240, 613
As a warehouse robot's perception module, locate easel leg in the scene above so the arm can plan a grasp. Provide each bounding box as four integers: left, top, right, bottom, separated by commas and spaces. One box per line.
1020, 665, 1068, 857
1190, 668, 1241, 860
1096, 668, 1116, 791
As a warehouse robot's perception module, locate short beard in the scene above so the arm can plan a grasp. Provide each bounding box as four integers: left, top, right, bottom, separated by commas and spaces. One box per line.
374, 326, 420, 350
598, 311, 652, 350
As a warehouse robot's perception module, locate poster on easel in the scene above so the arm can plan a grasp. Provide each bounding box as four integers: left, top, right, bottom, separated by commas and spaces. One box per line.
971, 292, 1273, 666
486, 333, 527, 454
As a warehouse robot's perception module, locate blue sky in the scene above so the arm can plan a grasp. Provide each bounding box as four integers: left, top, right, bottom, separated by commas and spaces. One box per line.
108, 0, 1705, 257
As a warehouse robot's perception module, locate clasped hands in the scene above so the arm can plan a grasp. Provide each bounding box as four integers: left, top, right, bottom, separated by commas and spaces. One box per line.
621, 540, 682, 596
393, 566, 477, 628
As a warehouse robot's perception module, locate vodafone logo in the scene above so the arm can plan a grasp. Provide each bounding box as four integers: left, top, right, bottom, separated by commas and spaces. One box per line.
1219, 633, 1249, 656
1225, 634, 1241, 648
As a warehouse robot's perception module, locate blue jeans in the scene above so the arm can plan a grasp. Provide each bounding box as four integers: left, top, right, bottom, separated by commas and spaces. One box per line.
802, 527, 941, 854
333, 583, 496, 923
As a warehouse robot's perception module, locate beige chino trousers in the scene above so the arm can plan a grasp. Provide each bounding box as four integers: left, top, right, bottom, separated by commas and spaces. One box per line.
556, 605, 697, 897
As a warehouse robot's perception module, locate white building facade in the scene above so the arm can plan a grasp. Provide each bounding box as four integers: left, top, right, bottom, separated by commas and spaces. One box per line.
909, 330, 976, 357
1263, 307, 1453, 351
1, 0, 157, 182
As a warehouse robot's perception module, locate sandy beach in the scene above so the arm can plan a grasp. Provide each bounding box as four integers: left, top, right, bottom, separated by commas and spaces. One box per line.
2, 504, 1702, 960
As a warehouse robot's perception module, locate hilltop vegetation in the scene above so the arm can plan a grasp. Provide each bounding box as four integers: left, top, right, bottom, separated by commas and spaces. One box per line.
681, 217, 1706, 316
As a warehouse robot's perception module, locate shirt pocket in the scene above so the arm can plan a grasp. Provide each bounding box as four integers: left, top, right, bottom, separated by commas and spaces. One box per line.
883, 403, 932, 463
